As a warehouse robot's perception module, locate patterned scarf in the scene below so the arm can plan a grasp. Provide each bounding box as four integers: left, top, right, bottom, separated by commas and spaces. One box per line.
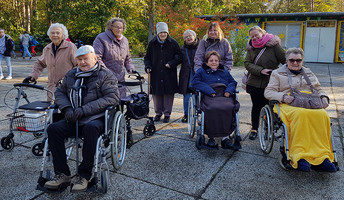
69, 63, 99, 108
252, 33, 274, 48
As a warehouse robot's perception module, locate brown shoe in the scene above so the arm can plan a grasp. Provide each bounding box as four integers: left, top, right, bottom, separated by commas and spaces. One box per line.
71, 175, 88, 192
72, 175, 88, 192
44, 173, 71, 190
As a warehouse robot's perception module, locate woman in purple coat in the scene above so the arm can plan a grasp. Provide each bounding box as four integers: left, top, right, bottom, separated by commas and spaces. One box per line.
93, 17, 135, 98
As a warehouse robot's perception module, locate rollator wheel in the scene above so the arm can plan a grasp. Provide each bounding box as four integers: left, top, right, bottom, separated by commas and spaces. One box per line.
100, 170, 109, 194
187, 95, 196, 138
1, 137, 14, 150
33, 132, 43, 138
111, 111, 127, 170
258, 105, 274, 154
195, 135, 205, 150
32, 142, 44, 157
143, 124, 156, 137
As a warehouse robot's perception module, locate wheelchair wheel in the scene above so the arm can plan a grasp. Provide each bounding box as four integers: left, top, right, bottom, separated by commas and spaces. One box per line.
195, 135, 205, 149
111, 111, 127, 170
187, 95, 196, 138
32, 142, 44, 157
258, 105, 274, 154
33, 132, 43, 138
143, 124, 156, 137
1, 137, 14, 150
100, 170, 109, 194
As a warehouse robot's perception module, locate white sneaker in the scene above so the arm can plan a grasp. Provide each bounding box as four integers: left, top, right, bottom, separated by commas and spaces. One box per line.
6, 76, 12, 80
0, 75, 3, 79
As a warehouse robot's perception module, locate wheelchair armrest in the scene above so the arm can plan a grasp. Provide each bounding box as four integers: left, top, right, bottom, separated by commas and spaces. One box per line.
106, 105, 116, 111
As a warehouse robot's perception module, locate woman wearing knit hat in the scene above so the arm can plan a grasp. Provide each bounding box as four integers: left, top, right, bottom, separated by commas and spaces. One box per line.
193, 22, 233, 73
179, 29, 199, 123
144, 22, 183, 123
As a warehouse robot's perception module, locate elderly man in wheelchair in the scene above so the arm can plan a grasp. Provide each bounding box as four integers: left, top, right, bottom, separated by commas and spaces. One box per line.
42, 45, 120, 192
263, 47, 338, 172
191, 51, 240, 150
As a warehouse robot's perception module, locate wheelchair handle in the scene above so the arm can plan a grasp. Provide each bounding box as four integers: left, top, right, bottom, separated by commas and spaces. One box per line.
14, 83, 44, 90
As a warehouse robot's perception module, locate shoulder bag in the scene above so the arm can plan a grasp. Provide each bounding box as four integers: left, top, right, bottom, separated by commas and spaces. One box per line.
287, 69, 323, 109
242, 47, 266, 90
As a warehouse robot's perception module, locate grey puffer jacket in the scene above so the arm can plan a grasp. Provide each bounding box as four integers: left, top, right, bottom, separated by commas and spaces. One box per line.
55, 63, 120, 124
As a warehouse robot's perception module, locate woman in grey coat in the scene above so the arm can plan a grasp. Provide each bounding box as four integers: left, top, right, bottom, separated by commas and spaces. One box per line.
193, 22, 233, 73
93, 17, 135, 98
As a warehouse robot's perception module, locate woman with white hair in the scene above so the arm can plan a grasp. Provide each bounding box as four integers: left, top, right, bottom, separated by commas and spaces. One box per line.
23, 23, 77, 100
93, 17, 135, 98
179, 29, 199, 122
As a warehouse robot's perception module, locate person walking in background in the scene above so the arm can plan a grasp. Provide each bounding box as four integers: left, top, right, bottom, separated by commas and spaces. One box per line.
244, 25, 286, 140
144, 22, 182, 123
30, 35, 39, 57
193, 22, 233, 73
179, 29, 199, 122
93, 17, 135, 98
0, 28, 14, 80
19, 31, 32, 59
23, 23, 77, 100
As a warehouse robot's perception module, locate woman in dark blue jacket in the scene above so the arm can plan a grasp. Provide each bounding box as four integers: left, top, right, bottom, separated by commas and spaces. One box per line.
192, 51, 239, 149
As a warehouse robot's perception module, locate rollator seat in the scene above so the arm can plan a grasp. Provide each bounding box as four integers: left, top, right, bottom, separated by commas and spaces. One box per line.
18, 101, 55, 111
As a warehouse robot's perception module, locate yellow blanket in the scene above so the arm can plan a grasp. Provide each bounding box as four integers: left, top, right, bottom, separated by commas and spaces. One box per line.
273, 104, 333, 169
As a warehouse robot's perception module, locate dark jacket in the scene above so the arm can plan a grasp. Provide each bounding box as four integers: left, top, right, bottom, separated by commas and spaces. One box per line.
192, 63, 237, 96
55, 63, 120, 124
144, 35, 183, 95
244, 44, 286, 89
2, 35, 14, 57
179, 38, 199, 95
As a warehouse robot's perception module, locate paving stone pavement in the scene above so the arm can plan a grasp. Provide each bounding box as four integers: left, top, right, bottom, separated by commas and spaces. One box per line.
0, 57, 343, 200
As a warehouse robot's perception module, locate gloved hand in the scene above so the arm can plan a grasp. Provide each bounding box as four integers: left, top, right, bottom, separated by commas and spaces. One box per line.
63, 107, 74, 123
72, 108, 84, 123
145, 66, 151, 73
322, 97, 329, 108
23, 76, 35, 83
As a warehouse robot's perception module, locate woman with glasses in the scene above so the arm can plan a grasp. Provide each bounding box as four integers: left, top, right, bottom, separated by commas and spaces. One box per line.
193, 22, 233, 73
264, 48, 337, 172
93, 17, 135, 98
244, 25, 286, 140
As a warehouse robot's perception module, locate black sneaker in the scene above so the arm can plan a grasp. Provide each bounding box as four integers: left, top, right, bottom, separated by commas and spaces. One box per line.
221, 138, 234, 149
249, 130, 258, 140
181, 115, 187, 123
154, 115, 161, 122
163, 116, 170, 123
207, 138, 216, 147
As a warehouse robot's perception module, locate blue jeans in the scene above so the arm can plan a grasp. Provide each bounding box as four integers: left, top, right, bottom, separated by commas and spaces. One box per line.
0, 54, 12, 77
22, 45, 31, 58
183, 93, 191, 115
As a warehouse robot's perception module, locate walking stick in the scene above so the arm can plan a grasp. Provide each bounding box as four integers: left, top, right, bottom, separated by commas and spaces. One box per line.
147, 70, 150, 95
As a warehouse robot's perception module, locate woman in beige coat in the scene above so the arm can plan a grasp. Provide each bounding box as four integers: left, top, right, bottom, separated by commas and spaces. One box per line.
264, 48, 337, 172
23, 23, 77, 100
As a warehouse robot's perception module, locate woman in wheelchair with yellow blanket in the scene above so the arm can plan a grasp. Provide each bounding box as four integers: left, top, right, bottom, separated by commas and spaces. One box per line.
264, 47, 337, 172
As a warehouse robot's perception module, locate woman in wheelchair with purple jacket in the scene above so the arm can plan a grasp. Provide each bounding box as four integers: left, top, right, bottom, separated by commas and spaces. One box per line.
192, 51, 239, 149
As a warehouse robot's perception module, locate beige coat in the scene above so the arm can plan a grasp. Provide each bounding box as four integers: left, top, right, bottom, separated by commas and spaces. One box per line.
264, 65, 327, 102
31, 40, 77, 93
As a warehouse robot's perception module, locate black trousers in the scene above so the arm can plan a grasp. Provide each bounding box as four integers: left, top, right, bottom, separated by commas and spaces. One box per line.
246, 85, 269, 130
47, 118, 104, 180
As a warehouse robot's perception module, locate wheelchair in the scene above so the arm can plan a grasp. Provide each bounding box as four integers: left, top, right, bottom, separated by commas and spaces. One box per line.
36, 105, 127, 194
258, 101, 339, 170
1, 83, 56, 157
187, 85, 241, 150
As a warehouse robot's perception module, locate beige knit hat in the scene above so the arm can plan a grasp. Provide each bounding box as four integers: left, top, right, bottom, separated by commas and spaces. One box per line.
156, 22, 169, 35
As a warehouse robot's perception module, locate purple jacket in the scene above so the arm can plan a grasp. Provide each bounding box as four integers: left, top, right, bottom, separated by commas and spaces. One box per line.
93, 30, 134, 83
194, 38, 233, 73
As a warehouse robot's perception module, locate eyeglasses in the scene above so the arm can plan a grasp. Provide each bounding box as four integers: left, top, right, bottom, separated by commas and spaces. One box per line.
113, 26, 123, 30
288, 59, 303, 63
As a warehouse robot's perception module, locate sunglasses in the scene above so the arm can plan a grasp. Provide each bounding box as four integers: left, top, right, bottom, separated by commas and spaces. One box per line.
288, 59, 303, 63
